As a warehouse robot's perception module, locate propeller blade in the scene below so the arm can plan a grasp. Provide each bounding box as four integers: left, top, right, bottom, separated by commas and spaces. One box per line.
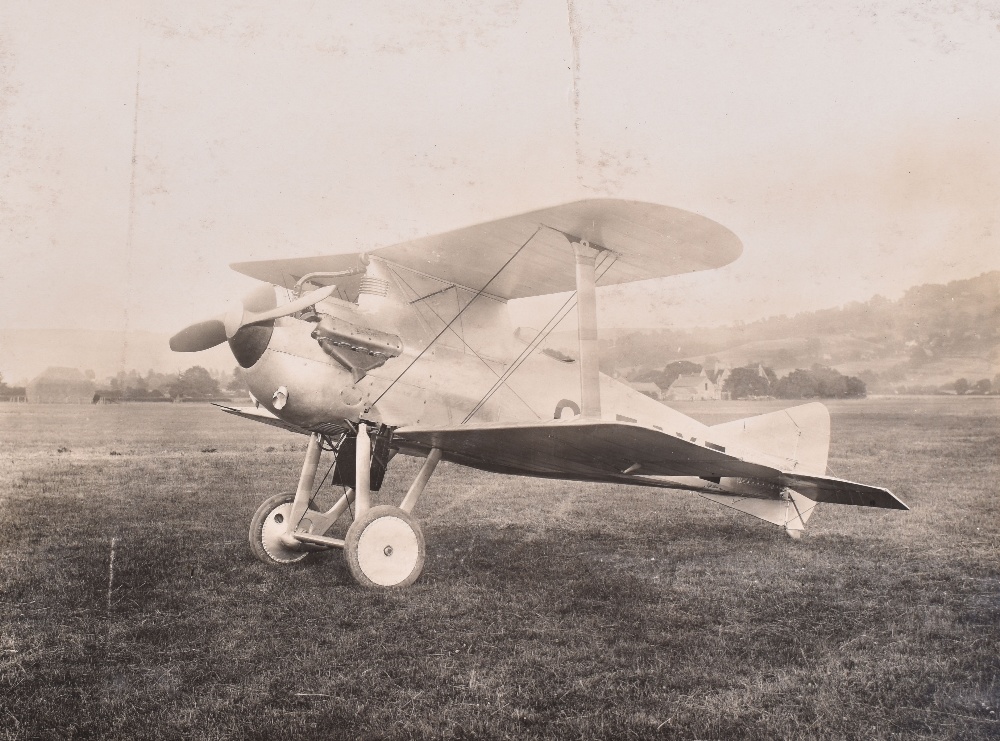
169, 318, 228, 352
224, 285, 337, 337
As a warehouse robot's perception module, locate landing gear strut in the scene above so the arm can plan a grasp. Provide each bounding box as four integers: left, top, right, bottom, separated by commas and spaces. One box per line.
247, 424, 441, 588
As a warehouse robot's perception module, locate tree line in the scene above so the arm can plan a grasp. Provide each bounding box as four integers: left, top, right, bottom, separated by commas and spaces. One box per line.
950, 377, 996, 395
0, 372, 26, 401
722, 364, 867, 400
630, 361, 867, 400
610, 271, 1000, 393
98, 367, 246, 401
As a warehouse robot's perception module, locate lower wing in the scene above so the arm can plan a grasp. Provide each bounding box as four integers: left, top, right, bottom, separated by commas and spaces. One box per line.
394, 419, 907, 510
213, 410, 907, 510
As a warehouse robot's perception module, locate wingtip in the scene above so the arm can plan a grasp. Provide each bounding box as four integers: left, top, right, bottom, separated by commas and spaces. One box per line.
881, 487, 909, 510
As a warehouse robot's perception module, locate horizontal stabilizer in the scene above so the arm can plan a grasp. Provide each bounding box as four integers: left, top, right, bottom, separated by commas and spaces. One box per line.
779, 472, 908, 510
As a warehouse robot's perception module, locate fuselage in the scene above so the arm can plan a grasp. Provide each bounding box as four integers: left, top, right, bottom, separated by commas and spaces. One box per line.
237, 257, 710, 439
232, 257, 798, 495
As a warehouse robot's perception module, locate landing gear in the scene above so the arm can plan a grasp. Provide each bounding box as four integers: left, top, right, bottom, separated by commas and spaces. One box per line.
247, 424, 441, 588
345, 505, 425, 588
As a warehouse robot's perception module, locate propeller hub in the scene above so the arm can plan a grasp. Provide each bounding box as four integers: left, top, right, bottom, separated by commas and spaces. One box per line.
168, 284, 278, 362
223, 302, 246, 339
229, 285, 277, 368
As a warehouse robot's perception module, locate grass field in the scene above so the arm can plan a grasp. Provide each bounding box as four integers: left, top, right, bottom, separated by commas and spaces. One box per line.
1, 398, 998, 739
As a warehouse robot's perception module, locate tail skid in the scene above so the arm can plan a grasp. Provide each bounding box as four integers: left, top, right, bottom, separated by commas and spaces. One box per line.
698, 488, 817, 538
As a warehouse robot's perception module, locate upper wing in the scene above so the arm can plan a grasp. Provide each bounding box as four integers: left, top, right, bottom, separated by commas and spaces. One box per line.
230, 199, 742, 300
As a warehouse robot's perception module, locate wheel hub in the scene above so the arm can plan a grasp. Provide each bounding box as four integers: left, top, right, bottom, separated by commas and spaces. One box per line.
356, 514, 420, 587
260, 501, 307, 564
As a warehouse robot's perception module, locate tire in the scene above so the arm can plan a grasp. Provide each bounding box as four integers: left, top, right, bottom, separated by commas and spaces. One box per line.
249, 492, 310, 565
344, 505, 425, 588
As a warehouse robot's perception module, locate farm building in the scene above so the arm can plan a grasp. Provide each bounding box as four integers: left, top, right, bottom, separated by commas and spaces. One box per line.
26, 367, 95, 404
707, 366, 731, 390
664, 370, 719, 401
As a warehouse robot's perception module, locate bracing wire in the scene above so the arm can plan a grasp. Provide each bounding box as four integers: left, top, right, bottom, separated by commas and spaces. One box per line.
389, 266, 542, 419
462, 251, 617, 423
368, 227, 543, 408
461, 297, 578, 424
310, 433, 345, 504
462, 251, 619, 424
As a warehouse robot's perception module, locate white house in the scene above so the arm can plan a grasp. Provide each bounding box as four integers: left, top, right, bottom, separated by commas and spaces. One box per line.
665, 370, 718, 401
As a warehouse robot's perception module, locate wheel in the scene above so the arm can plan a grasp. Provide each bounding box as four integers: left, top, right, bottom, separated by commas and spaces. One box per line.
250, 492, 311, 565
344, 505, 425, 588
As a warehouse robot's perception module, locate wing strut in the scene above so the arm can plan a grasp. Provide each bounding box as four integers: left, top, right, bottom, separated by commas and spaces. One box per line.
573, 240, 602, 419
460, 249, 617, 424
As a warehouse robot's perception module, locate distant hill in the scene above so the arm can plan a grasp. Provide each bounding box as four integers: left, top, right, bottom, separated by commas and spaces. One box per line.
3, 271, 997, 392
607, 271, 1000, 392
0, 329, 236, 385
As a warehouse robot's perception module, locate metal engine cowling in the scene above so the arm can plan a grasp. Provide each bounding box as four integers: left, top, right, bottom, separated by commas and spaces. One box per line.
311, 315, 403, 382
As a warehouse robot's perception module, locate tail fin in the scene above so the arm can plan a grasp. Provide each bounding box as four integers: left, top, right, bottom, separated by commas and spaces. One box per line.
711, 402, 830, 475
698, 403, 832, 538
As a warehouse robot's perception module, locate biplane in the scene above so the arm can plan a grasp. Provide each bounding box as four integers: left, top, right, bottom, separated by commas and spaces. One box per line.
170, 199, 907, 588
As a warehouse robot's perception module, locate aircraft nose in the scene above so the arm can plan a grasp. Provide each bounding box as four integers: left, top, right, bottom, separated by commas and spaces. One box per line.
229, 284, 277, 368
169, 283, 278, 358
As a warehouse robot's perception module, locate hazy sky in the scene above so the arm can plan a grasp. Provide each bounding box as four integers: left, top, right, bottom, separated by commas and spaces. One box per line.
2, 1, 998, 335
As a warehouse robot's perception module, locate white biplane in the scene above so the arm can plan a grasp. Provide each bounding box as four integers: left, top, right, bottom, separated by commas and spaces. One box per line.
170, 199, 907, 588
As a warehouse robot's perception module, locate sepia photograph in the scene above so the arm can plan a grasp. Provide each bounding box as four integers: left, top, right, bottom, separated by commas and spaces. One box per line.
1, 2, 998, 738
